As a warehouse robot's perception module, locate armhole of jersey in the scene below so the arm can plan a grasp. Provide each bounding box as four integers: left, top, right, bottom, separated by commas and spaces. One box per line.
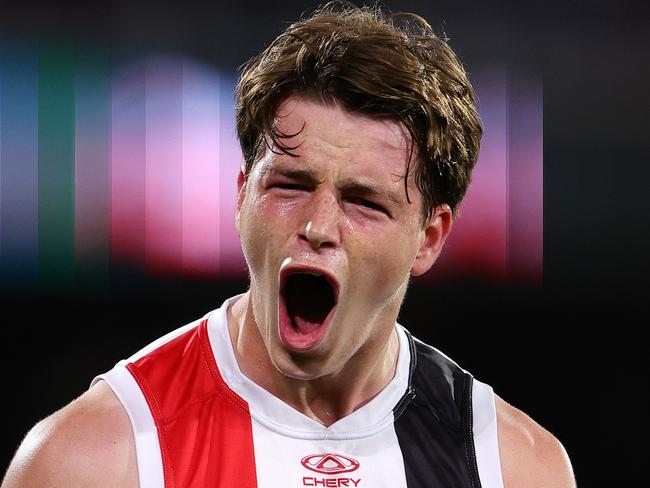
91, 362, 164, 488
472, 378, 505, 488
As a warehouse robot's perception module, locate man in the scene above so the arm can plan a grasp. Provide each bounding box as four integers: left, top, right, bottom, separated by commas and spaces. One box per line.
2, 4, 575, 488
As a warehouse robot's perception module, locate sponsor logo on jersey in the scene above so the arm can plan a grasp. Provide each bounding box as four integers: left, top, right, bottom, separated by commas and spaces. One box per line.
302, 477, 361, 487
301, 453, 362, 486
301, 453, 360, 474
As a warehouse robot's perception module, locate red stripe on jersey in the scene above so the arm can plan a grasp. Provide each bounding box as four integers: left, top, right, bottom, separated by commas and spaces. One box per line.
126, 319, 258, 487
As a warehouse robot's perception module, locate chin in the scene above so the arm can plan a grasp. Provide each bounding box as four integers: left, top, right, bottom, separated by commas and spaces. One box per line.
270, 345, 334, 381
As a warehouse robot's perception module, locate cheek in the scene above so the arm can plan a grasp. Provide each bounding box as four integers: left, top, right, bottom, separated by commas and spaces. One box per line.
238, 196, 269, 266
253, 192, 304, 224
345, 224, 418, 298
239, 194, 302, 266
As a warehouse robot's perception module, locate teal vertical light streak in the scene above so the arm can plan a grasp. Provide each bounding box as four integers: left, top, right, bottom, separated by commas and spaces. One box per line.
38, 41, 75, 288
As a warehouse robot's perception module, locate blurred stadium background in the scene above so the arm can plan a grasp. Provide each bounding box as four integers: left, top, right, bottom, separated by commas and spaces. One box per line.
1, 1, 647, 485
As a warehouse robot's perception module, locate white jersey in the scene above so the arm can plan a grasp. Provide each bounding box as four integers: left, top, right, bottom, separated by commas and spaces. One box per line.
94, 295, 504, 488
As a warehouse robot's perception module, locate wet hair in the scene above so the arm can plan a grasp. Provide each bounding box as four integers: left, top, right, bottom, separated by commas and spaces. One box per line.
235, 1, 482, 222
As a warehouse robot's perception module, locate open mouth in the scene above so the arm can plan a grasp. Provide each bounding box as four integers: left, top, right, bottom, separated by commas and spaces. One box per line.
284, 272, 336, 333
279, 267, 339, 351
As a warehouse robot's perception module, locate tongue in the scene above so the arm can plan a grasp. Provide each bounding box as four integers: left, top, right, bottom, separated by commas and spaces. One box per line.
284, 274, 335, 334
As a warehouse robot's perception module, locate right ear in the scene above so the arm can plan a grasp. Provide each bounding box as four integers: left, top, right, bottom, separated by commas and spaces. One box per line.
235, 165, 247, 234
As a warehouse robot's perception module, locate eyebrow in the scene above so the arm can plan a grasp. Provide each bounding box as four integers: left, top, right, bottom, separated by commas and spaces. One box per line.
263, 165, 403, 206
262, 167, 323, 185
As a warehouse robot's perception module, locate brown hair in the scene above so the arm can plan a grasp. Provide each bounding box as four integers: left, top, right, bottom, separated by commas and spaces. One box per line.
235, 1, 482, 221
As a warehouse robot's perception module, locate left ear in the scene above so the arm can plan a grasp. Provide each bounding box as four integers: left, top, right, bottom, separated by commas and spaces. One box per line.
410, 204, 453, 276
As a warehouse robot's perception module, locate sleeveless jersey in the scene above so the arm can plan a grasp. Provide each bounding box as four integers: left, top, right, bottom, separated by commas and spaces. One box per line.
93, 295, 504, 488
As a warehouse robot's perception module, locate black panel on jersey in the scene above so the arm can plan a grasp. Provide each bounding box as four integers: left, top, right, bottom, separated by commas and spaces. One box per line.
393, 330, 482, 488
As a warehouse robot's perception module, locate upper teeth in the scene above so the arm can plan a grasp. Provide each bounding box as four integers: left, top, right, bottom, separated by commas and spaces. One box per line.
302, 271, 322, 277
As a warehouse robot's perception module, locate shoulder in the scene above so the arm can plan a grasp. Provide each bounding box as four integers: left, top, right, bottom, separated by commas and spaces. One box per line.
495, 394, 576, 488
2, 380, 138, 488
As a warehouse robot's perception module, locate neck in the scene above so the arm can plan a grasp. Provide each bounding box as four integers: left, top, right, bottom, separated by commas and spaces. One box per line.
227, 292, 400, 426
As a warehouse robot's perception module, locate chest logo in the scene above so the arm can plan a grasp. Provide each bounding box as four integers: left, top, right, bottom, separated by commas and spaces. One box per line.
301, 453, 360, 474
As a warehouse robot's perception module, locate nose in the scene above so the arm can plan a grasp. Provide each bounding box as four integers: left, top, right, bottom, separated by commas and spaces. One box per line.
302, 191, 341, 249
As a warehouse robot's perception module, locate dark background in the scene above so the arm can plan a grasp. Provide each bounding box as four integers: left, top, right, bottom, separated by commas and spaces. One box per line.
1, 0, 648, 486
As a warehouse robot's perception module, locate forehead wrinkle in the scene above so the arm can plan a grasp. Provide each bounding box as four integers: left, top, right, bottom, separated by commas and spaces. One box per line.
308, 122, 410, 157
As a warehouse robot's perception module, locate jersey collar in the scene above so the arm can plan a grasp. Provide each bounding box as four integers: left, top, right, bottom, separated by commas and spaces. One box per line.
206, 294, 412, 440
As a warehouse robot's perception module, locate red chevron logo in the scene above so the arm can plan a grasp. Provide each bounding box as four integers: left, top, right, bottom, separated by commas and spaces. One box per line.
301, 453, 360, 474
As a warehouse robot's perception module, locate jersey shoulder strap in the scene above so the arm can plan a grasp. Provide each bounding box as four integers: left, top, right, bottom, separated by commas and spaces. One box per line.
97, 318, 258, 488
392, 328, 501, 488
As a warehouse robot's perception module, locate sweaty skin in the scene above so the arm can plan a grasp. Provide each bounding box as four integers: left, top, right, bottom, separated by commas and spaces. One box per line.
231, 97, 451, 423
2, 99, 576, 488
1, 382, 576, 488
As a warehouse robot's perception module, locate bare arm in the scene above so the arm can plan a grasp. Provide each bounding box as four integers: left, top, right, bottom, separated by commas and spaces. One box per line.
1, 380, 138, 488
496, 395, 576, 488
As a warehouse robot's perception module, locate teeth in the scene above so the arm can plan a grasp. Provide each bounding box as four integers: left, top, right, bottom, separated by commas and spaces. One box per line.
302, 271, 322, 277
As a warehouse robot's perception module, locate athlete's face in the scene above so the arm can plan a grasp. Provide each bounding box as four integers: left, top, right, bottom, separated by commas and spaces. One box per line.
236, 97, 451, 380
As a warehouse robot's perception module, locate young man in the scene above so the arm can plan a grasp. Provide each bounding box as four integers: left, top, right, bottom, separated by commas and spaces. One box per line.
2, 4, 575, 488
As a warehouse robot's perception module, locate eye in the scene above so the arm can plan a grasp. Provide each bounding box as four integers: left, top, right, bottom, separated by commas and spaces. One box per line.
347, 197, 390, 216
